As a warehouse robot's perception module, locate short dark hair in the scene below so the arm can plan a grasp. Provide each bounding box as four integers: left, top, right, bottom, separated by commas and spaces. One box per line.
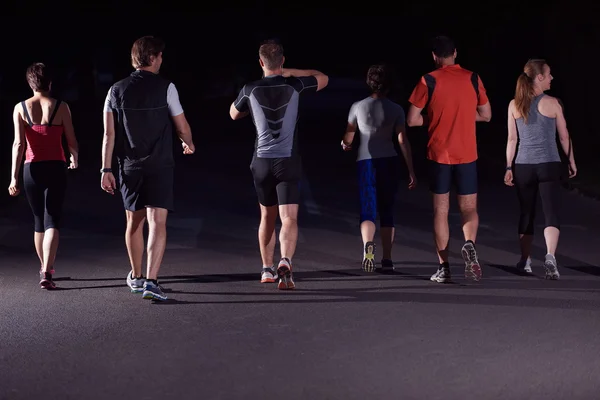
26, 62, 51, 92
432, 36, 456, 58
259, 39, 284, 70
366, 64, 392, 95
131, 36, 165, 69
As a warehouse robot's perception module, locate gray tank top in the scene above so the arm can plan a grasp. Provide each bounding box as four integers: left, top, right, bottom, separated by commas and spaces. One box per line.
515, 94, 561, 164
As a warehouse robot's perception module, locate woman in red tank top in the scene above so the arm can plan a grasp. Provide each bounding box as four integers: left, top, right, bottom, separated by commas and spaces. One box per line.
7, 63, 79, 290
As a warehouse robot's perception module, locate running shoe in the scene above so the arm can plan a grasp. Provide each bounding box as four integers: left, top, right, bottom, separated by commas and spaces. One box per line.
261, 266, 277, 283
430, 263, 451, 283
380, 258, 394, 271
544, 254, 560, 280
462, 240, 482, 281
39, 271, 56, 290
127, 271, 145, 293
362, 241, 376, 272
142, 281, 168, 301
277, 257, 295, 290
516, 258, 533, 274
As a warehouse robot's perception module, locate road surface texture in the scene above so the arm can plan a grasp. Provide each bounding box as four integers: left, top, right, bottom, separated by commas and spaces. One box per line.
1, 86, 599, 400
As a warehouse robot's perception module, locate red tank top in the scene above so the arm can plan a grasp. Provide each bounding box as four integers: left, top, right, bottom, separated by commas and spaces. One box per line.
22, 100, 66, 163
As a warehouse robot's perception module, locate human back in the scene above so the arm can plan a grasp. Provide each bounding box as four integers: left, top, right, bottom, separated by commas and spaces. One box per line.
21, 96, 66, 163
235, 74, 316, 158
420, 64, 485, 164
514, 94, 561, 164
107, 69, 174, 171
350, 96, 403, 161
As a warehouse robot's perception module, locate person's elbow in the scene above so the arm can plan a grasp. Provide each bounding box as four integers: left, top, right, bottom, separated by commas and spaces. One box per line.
406, 115, 420, 127
316, 74, 329, 91
12, 140, 24, 151
478, 104, 492, 122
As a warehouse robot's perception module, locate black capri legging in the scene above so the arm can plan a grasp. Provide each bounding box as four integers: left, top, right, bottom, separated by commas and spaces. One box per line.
514, 162, 562, 235
23, 161, 67, 233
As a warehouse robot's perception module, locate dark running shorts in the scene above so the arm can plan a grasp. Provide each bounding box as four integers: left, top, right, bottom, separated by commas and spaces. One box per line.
429, 160, 477, 195
119, 167, 174, 212
250, 156, 301, 206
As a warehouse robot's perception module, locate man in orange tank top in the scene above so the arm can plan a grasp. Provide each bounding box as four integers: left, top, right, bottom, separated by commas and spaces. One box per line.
407, 36, 492, 284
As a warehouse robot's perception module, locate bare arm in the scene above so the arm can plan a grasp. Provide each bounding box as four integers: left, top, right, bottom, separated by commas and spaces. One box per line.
102, 111, 115, 170
282, 68, 329, 91
229, 102, 249, 120
342, 122, 356, 148
476, 101, 492, 122
397, 125, 415, 175
62, 103, 79, 165
554, 98, 575, 165
407, 105, 426, 127
11, 105, 26, 182
506, 101, 518, 167
172, 113, 194, 148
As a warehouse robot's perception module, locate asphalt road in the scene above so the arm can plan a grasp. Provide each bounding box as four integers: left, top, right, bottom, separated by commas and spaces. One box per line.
1, 92, 599, 400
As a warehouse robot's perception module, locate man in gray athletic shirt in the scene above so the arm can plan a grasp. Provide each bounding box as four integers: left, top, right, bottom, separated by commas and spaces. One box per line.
229, 40, 328, 290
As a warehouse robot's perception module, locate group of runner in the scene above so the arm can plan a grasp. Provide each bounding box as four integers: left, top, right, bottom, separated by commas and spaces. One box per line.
8, 36, 577, 300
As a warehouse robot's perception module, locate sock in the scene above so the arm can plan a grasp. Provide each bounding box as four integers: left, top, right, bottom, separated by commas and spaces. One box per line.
440, 262, 450, 269
147, 279, 158, 285
466, 240, 475, 246
263, 265, 274, 270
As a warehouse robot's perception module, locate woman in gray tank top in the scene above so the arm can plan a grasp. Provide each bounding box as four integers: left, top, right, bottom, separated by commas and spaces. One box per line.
504, 59, 577, 280
341, 65, 417, 272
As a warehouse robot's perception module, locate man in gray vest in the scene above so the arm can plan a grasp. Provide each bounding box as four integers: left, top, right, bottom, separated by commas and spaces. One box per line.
101, 36, 195, 301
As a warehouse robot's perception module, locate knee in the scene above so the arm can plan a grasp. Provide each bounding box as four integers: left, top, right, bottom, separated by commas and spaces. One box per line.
379, 206, 394, 227
433, 207, 449, 219
545, 216, 560, 231
146, 208, 167, 228
280, 215, 298, 226
380, 215, 394, 228
34, 220, 45, 233
360, 211, 376, 224
518, 216, 535, 235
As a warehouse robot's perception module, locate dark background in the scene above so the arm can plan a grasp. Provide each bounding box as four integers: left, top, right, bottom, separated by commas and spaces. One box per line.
1, 5, 598, 206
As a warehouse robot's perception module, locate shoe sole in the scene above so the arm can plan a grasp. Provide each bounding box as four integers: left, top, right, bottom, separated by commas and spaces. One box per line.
142, 291, 168, 301
277, 265, 295, 290
130, 287, 144, 293
39, 280, 56, 290
430, 275, 451, 283
261, 277, 276, 283
462, 246, 482, 282
543, 261, 560, 280
362, 242, 375, 272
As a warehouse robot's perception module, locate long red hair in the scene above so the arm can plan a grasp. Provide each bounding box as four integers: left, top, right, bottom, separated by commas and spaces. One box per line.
514, 59, 546, 123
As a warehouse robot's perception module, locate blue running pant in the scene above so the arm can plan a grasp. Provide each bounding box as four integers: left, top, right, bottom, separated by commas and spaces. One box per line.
357, 156, 400, 227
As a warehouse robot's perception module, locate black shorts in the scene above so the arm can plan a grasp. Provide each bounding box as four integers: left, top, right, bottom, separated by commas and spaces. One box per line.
119, 167, 174, 212
250, 156, 301, 206
429, 160, 478, 195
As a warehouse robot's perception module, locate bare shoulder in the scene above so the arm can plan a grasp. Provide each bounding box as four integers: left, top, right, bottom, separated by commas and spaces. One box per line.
59, 100, 71, 112
507, 99, 519, 118
541, 94, 559, 105
539, 95, 562, 117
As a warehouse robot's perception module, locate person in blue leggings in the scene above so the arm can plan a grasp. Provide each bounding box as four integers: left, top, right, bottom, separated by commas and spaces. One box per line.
341, 64, 417, 271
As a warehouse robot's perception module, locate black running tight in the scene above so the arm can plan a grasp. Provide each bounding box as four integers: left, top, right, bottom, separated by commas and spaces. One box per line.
513, 162, 562, 235
23, 161, 67, 233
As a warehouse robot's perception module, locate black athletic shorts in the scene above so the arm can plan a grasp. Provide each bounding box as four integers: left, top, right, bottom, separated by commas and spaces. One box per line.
250, 155, 301, 206
119, 167, 174, 212
429, 160, 478, 195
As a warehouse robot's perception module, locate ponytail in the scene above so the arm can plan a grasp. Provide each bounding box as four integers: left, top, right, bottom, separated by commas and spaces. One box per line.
514, 72, 534, 124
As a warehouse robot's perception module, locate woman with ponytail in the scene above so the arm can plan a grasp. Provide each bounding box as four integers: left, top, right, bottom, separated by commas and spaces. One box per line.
504, 59, 577, 280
